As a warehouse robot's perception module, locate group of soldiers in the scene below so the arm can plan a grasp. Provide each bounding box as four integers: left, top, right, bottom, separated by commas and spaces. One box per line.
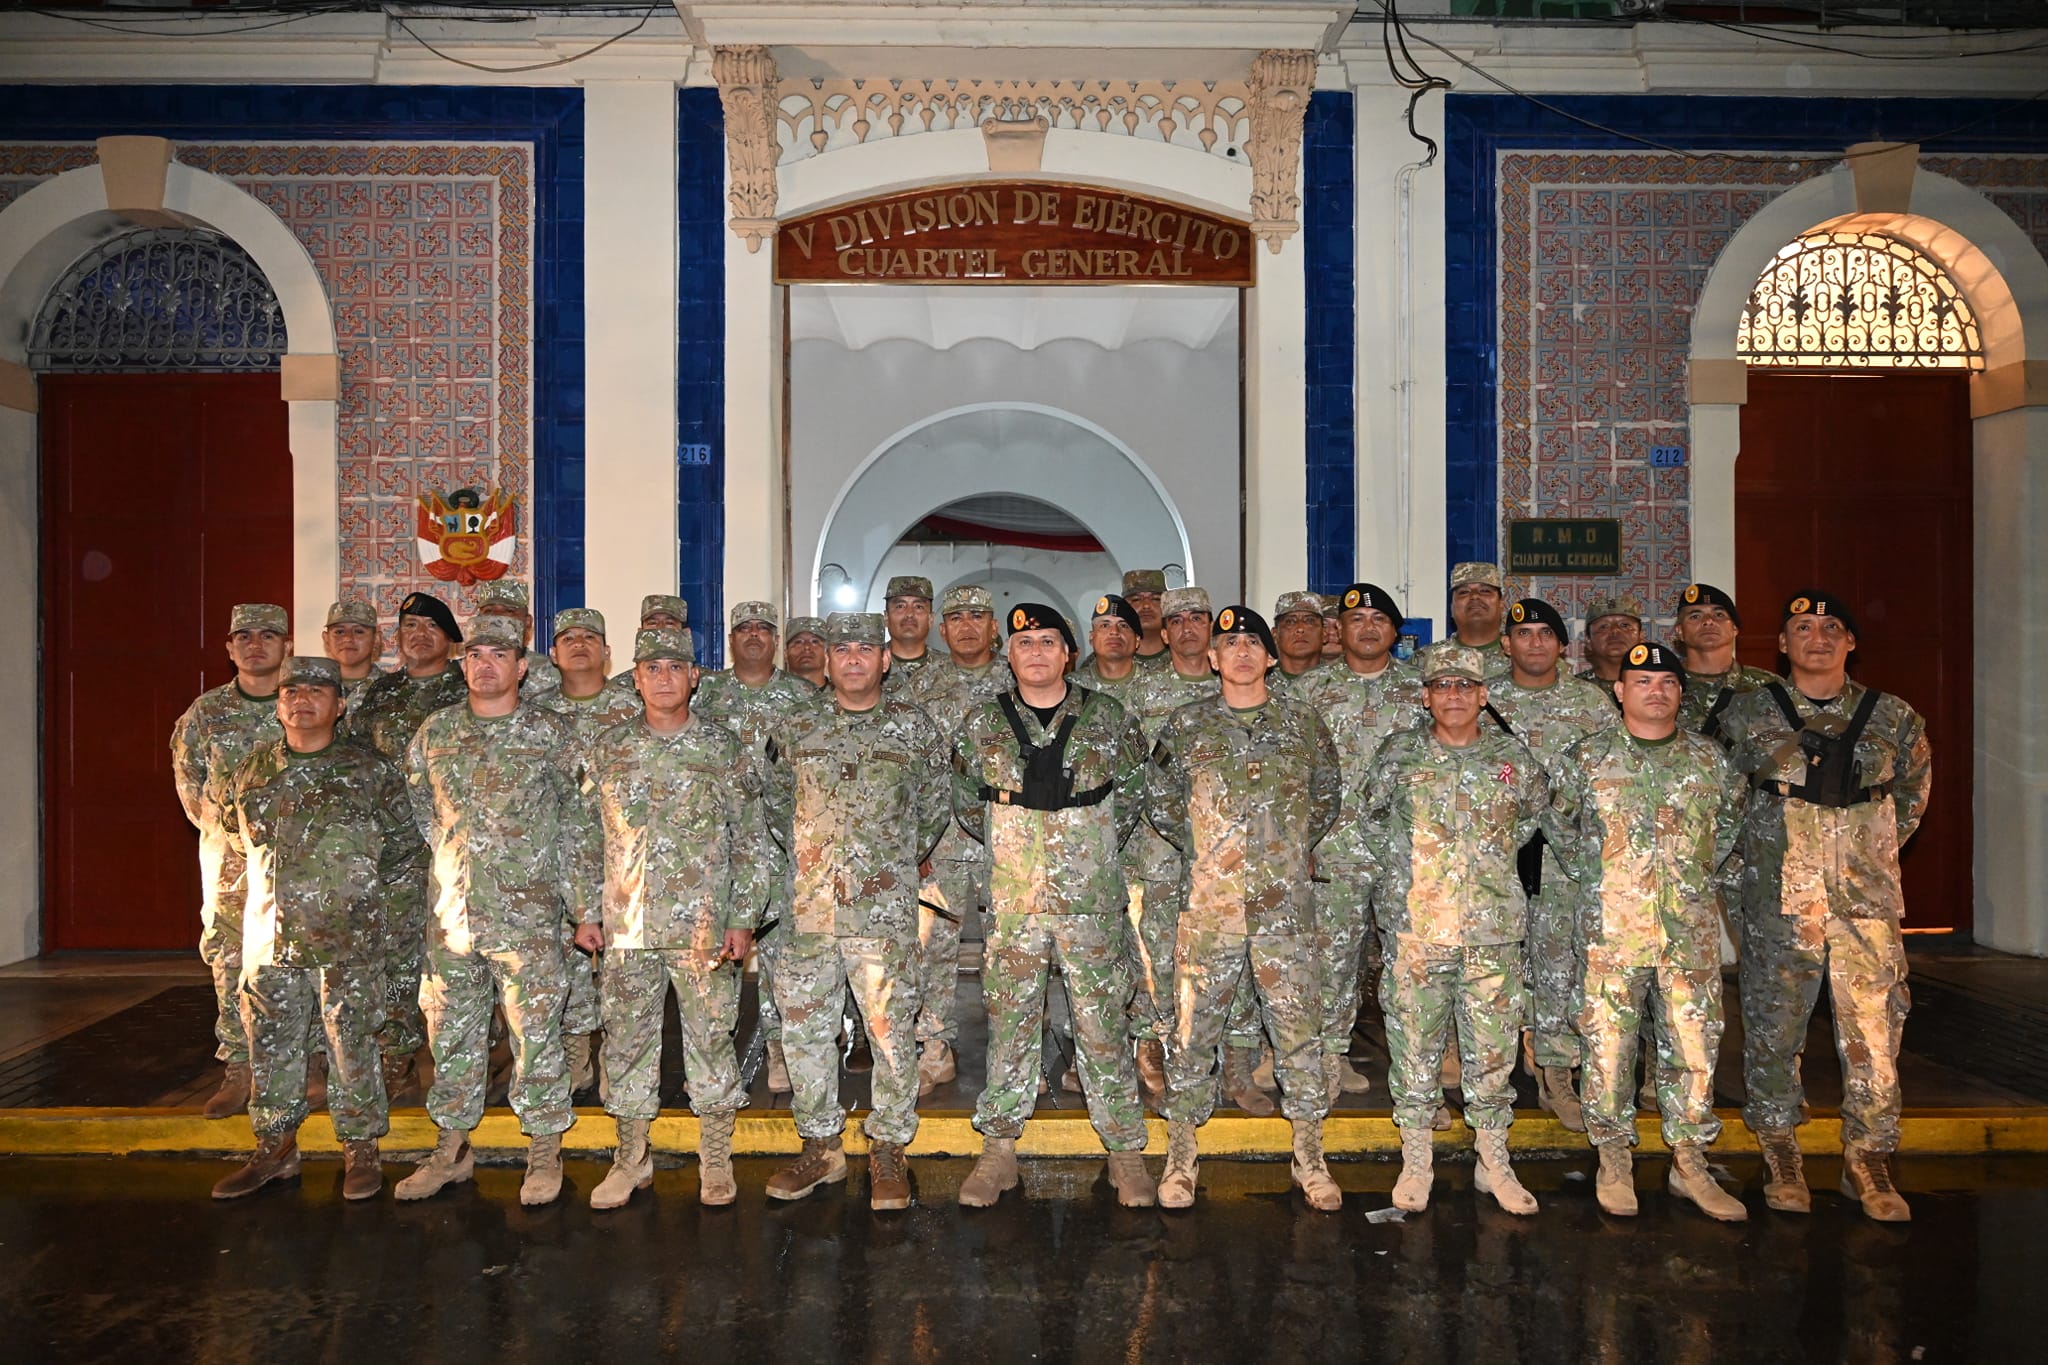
171, 559, 1927, 1224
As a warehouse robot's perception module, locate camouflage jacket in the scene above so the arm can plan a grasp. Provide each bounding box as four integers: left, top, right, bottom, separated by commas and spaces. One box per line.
171, 681, 283, 834
1122, 661, 1221, 883
339, 668, 388, 714
344, 666, 468, 761
528, 677, 645, 760
1358, 727, 1549, 946
522, 655, 562, 694
1071, 658, 1145, 706
692, 668, 824, 759
1132, 646, 1171, 672
406, 702, 601, 952
953, 685, 1148, 917
881, 648, 940, 694
1148, 694, 1341, 937
1720, 680, 1932, 922
1298, 657, 1426, 870
1484, 672, 1618, 779
1546, 727, 1744, 971
1680, 661, 1781, 737
765, 698, 952, 939
904, 657, 1013, 867
582, 714, 772, 951
218, 738, 425, 969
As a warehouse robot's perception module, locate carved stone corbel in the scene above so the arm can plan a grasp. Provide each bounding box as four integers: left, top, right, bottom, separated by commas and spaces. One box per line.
1246, 49, 1314, 254
714, 45, 779, 251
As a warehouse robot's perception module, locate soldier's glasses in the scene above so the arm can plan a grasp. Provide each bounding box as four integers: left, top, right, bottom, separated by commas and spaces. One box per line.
1426, 678, 1481, 693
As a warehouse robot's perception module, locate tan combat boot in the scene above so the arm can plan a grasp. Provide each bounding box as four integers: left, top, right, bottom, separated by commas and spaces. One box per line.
869, 1140, 912, 1211
1594, 1140, 1636, 1216
916, 1041, 956, 1097
1392, 1127, 1435, 1212
1106, 1151, 1157, 1208
203, 1062, 251, 1121
340, 1139, 383, 1201
764, 1040, 791, 1095
591, 1117, 654, 1210
1755, 1127, 1810, 1213
1432, 1104, 1454, 1132
1135, 1040, 1168, 1102
1335, 1056, 1372, 1094
1324, 1056, 1344, 1107
564, 1032, 596, 1094
520, 1132, 565, 1207
1251, 1046, 1277, 1091
1840, 1141, 1911, 1223
211, 1131, 301, 1200
1669, 1143, 1748, 1222
394, 1127, 474, 1201
698, 1110, 738, 1207
1535, 1065, 1585, 1133
1289, 1118, 1343, 1212
381, 1050, 419, 1106
958, 1136, 1020, 1208
1223, 1046, 1276, 1117
766, 1135, 847, 1201
1440, 1037, 1462, 1089
1473, 1129, 1538, 1215
1158, 1120, 1199, 1209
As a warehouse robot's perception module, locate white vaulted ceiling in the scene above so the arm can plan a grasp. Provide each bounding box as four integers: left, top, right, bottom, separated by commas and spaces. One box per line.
789, 283, 1238, 352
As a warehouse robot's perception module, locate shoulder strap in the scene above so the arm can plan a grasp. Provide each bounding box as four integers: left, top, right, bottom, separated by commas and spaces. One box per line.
1701, 686, 1738, 740
1764, 681, 1804, 731
1484, 702, 1514, 736
994, 691, 1038, 754
1841, 683, 1885, 749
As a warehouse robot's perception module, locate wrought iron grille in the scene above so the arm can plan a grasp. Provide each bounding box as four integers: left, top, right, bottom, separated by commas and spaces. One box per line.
1737, 230, 1984, 371
28, 228, 286, 373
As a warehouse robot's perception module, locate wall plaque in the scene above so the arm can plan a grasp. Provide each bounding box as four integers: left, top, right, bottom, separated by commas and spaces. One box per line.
1506, 519, 1622, 575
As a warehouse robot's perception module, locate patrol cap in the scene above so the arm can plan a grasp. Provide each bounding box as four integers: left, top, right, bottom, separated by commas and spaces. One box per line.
464, 614, 525, 651
1007, 602, 1075, 652
279, 656, 343, 692
1121, 569, 1167, 598
1161, 586, 1212, 620
399, 592, 461, 643
1618, 641, 1687, 685
1335, 582, 1405, 629
1320, 595, 1341, 620
1506, 597, 1568, 642
1420, 642, 1488, 683
1273, 591, 1324, 622
230, 603, 289, 636
1677, 582, 1741, 628
940, 585, 993, 617
730, 600, 778, 630
1449, 562, 1503, 593
633, 626, 694, 663
884, 576, 933, 603
1091, 593, 1142, 634
786, 615, 827, 643
639, 594, 688, 626
1783, 589, 1857, 636
474, 580, 530, 615
553, 607, 605, 638
1586, 593, 1645, 625
825, 612, 887, 646
1211, 605, 1278, 663
324, 599, 378, 630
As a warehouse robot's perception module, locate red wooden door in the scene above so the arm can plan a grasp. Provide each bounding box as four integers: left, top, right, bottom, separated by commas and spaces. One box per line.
42, 373, 292, 950
1735, 370, 1973, 932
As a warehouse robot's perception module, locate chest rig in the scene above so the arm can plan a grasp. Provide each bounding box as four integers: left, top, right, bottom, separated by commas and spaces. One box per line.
979, 694, 1113, 812
1755, 682, 1890, 808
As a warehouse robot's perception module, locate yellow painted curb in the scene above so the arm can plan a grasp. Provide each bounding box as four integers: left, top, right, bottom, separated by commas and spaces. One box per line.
3, 1106, 2047, 1158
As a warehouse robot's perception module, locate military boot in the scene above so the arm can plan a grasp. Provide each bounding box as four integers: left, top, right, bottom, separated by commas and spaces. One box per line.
766, 1136, 847, 1201
1223, 1046, 1276, 1117
591, 1117, 654, 1211
1289, 1118, 1343, 1212
1638, 1064, 1660, 1114
958, 1137, 1020, 1208
203, 1062, 251, 1121
520, 1133, 565, 1207
1324, 1055, 1344, 1107
764, 1039, 791, 1095
699, 1110, 738, 1207
869, 1141, 912, 1211
1251, 1046, 1277, 1092
916, 1041, 956, 1097
1158, 1120, 1199, 1209
1106, 1151, 1157, 1208
1473, 1129, 1538, 1215
1335, 1056, 1372, 1094
1432, 1103, 1454, 1132
1439, 1037, 1462, 1089
564, 1032, 596, 1095
1135, 1039, 1168, 1101
1840, 1141, 1911, 1223
394, 1127, 474, 1201
1755, 1127, 1810, 1213
211, 1132, 301, 1200
1535, 1065, 1585, 1132
304, 1054, 329, 1113
1668, 1143, 1748, 1222
1392, 1127, 1434, 1212
845, 1034, 874, 1074
1061, 1064, 1084, 1095
341, 1139, 382, 1201
1594, 1140, 1637, 1216
381, 1050, 419, 1105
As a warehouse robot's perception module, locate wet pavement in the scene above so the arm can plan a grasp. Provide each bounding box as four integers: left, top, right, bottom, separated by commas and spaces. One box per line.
0, 1153, 2040, 1362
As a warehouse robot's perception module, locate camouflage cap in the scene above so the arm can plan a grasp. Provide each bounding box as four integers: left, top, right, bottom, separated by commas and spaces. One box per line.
824, 612, 887, 646
1121, 568, 1167, 598
230, 603, 289, 636
1676, 582, 1741, 628
940, 584, 994, 616
1585, 593, 1645, 625
474, 580, 531, 615
884, 576, 933, 603
786, 615, 827, 642
1619, 640, 1686, 684
1321, 595, 1341, 619
639, 594, 688, 626
730, 600, 778, 630
1419, 642, 1488, 683
633, 626, 694, 663
552, 607, 605, 638
324, 599, 378, 630
279, 656, 343, 691
464, 614, 526, 650
1449, 562, 1503, 593
1160, 586, 1212, 620
1272, 591, 1324, 622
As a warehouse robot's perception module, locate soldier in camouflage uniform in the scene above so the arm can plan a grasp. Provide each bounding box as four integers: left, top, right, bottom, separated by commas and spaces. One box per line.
762, 613, 951, 1211
322, 599, 387, 711
1486, 597, 1618, 1129
395, 614, 601, 1208
692, 601, 825, 1095
1447, 562, 1506, 651
1359, 642, 1550, 1215
1122, 568, 1171, 669
1319, 596, 1343, 666
784, 615, 828, 689
1581, 594, 1646, 695
1272, 591, 1327, 682
210, 657, 425, 1202
1720, 591, 1931, 1223
608, 594, 690, 690
1299, 583, 1424, 1101
1152, 607, 1344, 1212
881, 575, 938, 692
1548, 642, 1749, 1221
581, 625, 771, 1209
1073, 593, 1143, 699
171, 602, 291, 1120
1671, 583, 1779, 738
342, 591, 469, 1096
953, 603, 1157, 1208
903, 584, 1012, 1094
474, 579, 560, 694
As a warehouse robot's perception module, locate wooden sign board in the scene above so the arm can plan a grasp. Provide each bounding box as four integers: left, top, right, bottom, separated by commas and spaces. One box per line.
1506, 519, 1623, 575
775, 180, 1254, 287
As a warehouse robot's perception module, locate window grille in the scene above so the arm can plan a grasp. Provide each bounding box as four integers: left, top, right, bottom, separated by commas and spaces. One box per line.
1737, 229, 1983, 371
28, 228, 286, 372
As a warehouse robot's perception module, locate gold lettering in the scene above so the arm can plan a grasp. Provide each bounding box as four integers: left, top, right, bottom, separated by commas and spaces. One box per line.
1013, 190, 1041, 225
829, 215, 860, 252
1021, 248, 1048, 278
916, 247, 940, 277
1073, 195, 1099, 233
1213, 227, 1242, 261
1108, 200, 1132, 237
837, 247, 865, 276
790, 223, 815, 257
1130, 205, 1156, 242
912, 197, 938, 233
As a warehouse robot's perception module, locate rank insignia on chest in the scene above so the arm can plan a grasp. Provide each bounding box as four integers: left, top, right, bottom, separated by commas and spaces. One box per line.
841, 761, 859, 781
1498, 763, 1515, 784
1244, 760, 1262, 781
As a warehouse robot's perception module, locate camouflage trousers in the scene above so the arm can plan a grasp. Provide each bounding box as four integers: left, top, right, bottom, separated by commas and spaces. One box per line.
197, 834, 247, 1064
976, 913, 1148, 1150
379, 893, 430, 1060
1382, 936, 1527, 1131
757, 920, 865, 1049
1122, 877, 1180, 1041
420, 939, 574, 1138
601, 947, 745, 1120
1166, 928, 1327, 1125
1313, 871, 1374, 1056
1740, 907, 1909, 1151
1579, 964, 1723, 1149
1525, 855, 1584, 1068
777, 932, 921, 1146
562, 914, 601, 1038
915, 859, 986, 1049
241, 962, 388, 1142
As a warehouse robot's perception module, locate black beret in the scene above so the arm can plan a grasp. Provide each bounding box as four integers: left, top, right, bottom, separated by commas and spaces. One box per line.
1619, 640, 1687, 685
1089, 593, 1142, 636
1506, 597, 1568, 643
1006, 602, 1076, 652
1212, 605, 1278, 666
1783, 590, 1857, 637
1677, 582, 1741, 629
399, 591, 462, 644
1333, 582, 1405, 630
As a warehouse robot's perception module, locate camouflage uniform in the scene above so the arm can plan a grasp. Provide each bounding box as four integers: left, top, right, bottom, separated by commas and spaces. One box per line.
583, 711, 771, 1121
407, 699, 601, 1138
955, 684, 1150, 1150
1359, 726, 1549, 1131
1547, 726, 1744, 1148
1072, 658, 1144, 701
220, 734, 425, 1140
1721, 680, 1931, 1152
1121, 661, 1220, 1041
1150, 694, 1342, 1124
1680, 661, 1781, 738
1485, 671, 1618, 1069
340, 669, 388, 713
764, 692, 952, 1146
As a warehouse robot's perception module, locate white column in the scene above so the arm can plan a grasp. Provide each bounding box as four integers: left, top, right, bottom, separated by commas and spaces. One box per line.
722, 227, 784, 615
1245, 232, 1307, 612
0, 406, 37, 963
583, 81, 680, 634
288, 398, 338, 635
1689, 402, 1741, 592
